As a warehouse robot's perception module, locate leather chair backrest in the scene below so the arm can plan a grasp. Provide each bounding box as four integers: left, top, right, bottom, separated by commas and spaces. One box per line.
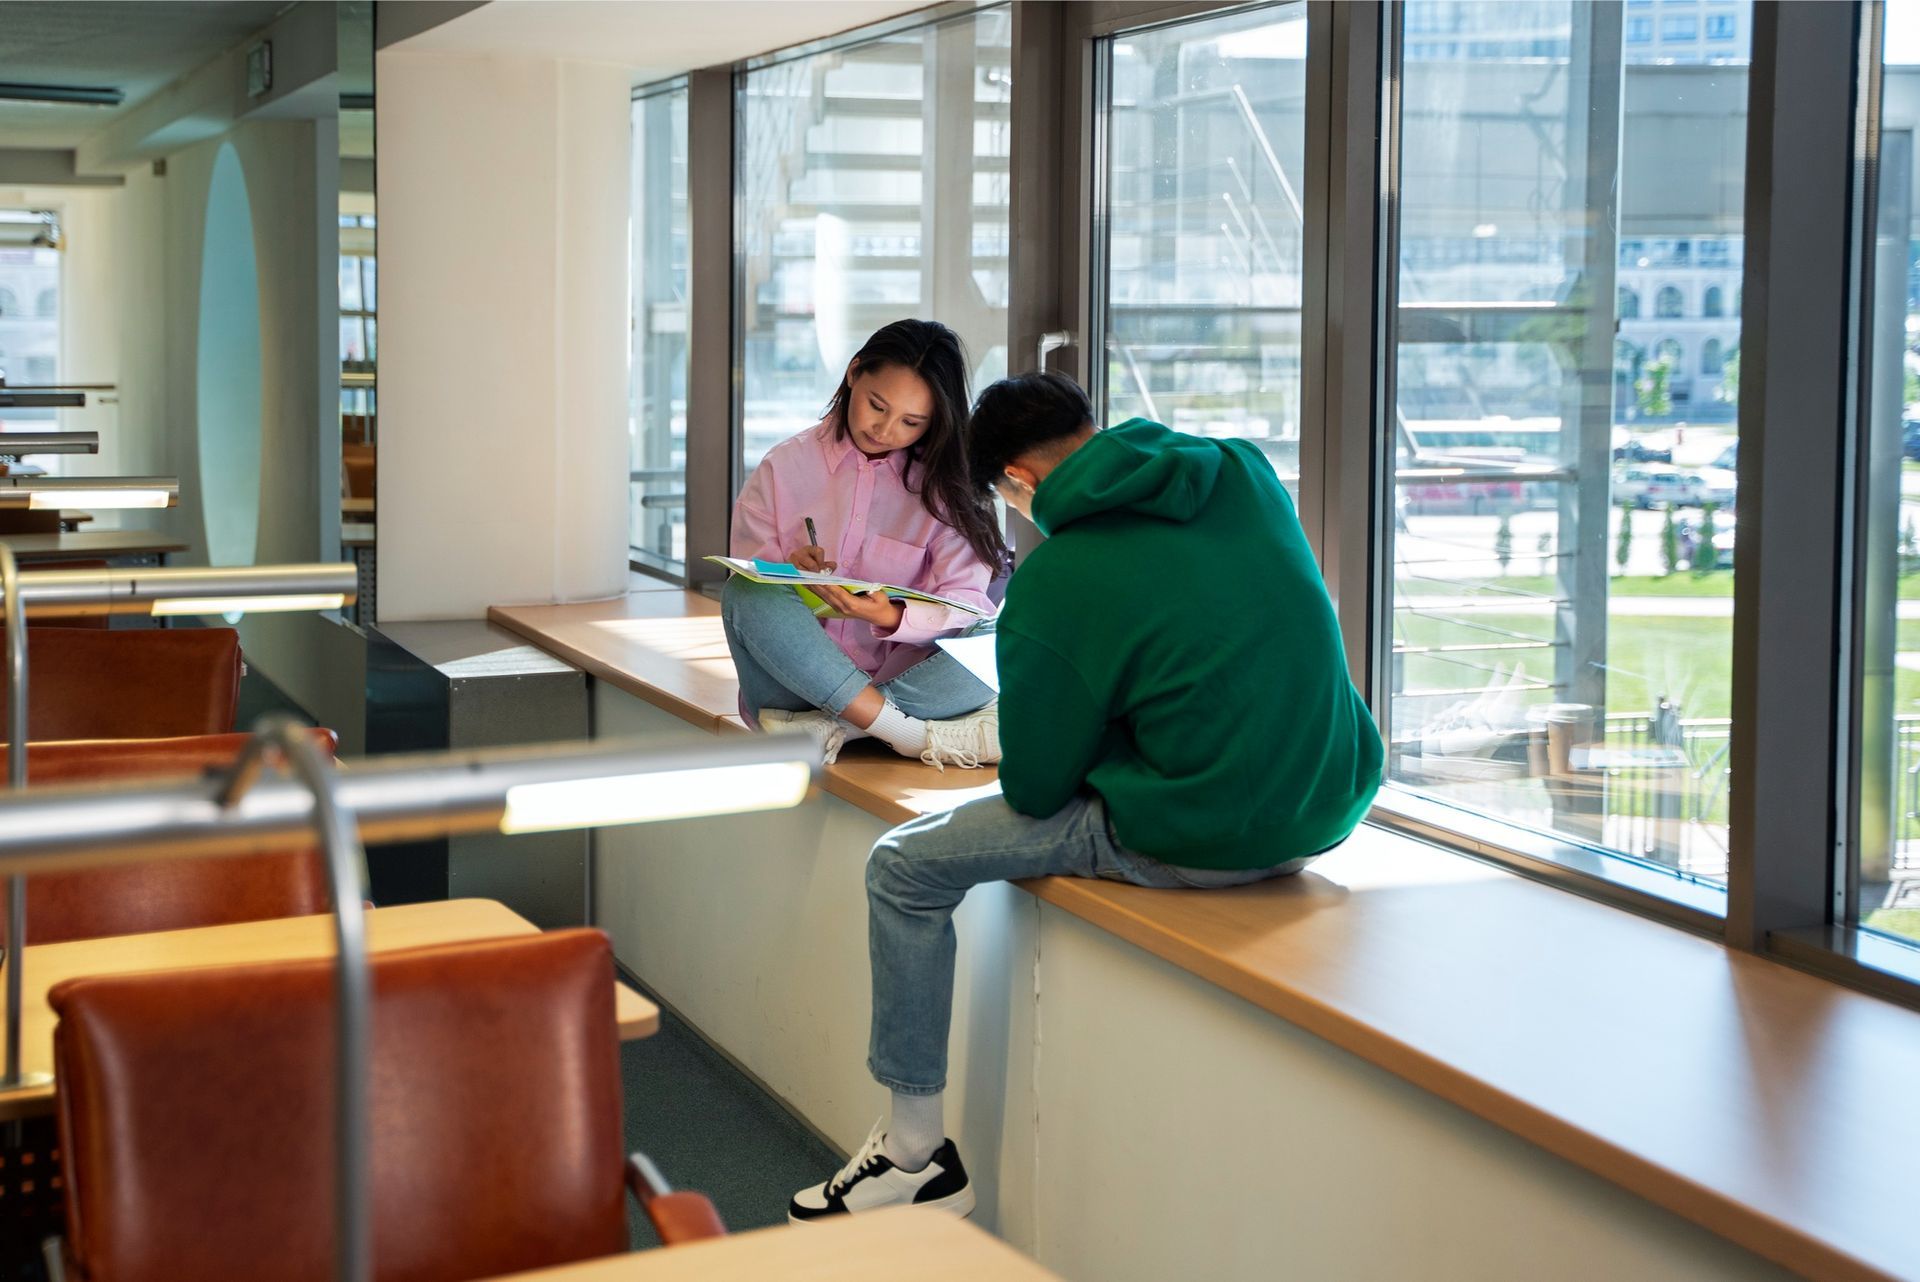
10, 560, 111, 628
0, 731, 336, 947
52, 929, 627, 1282
0, 627, 241, 741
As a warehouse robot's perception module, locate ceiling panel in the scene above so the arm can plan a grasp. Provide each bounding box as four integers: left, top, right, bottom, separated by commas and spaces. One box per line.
0, 1, 290, 149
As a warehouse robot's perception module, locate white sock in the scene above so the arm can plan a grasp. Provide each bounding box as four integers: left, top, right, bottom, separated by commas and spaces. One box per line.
865, 701, 929, 757
884, 1090, 943, 1172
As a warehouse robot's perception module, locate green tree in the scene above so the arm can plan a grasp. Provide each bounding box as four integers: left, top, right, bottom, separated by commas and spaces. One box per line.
1494, 514, 1514, 576
1660, 506, 1680, 577
1536, 530, 1553, 575
1694, 503, 1719, 575
1717, 347, 1740, 406
1637, 359, 1673, 419
1615, 502, 1634, 574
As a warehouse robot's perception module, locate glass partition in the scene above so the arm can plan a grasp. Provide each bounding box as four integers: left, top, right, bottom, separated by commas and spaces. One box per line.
630, 82, 691, 574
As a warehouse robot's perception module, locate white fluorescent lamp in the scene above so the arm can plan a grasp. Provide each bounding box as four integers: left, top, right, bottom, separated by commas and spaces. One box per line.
0, 733, 823, 866
0, 432, 99, 457
0, 476, 177, 510
15, 563, 356, 620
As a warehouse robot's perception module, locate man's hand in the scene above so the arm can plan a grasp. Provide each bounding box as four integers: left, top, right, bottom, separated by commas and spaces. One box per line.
814, 584, 904, 631
788, 545, 837, 573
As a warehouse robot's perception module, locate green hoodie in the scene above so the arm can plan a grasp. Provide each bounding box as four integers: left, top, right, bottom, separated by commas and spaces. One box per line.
996, 419, 1382, 870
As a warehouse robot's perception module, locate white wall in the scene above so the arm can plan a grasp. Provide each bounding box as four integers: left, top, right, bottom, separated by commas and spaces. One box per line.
374, 49, 630, 621
591, 684, 1796, 1282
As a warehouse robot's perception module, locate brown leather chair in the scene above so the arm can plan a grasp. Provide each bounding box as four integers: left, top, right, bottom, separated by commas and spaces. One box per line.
50, 929, 725, 1282
0, 627, 241, 741
6, 560, 111, 629
0, 731, 336, 947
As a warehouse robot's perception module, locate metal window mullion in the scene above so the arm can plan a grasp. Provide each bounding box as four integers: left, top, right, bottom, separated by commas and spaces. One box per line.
683, 66, 736, 589
1727, 1, 1866, 951
1305, 0, 1388, 693
1007, 1, 1079, 564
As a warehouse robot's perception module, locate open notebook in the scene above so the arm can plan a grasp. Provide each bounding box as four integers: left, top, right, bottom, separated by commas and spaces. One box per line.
704, 556, 996, 619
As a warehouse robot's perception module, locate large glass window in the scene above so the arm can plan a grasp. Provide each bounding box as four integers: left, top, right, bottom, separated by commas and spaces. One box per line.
0, 211, 61, 431
1094, 3, 1308, 493
735, 6, 1011, 479
630, 82, 691, 573
1385, 3, 1749, 894
1854, 4, 1920, 946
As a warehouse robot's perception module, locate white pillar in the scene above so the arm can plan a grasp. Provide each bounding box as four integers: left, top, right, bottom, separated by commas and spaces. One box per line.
375, 50, 630, 621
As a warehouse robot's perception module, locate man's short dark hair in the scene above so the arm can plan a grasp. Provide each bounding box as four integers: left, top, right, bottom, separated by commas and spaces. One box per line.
967, 372, 1094, 496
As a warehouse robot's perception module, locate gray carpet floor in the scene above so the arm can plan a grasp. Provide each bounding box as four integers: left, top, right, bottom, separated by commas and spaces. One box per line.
620, 1000, 846, 1249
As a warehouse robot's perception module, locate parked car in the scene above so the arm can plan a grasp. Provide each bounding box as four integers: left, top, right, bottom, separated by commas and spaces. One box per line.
1711, 441, 1738, 471
1612, 437, 1674, 462
1614, 466, 1711, 509
1612, 437, 1673, 464
1903, 419, 1920, 462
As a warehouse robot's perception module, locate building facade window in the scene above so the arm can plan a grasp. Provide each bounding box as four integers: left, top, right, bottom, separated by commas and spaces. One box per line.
1093, 2, 1309, 495
1700, 337, 1723, 376
1660, 15, 1699, 42
734, 6, 1012, 479
1626, 17, 1652, 44
1384, 0, 1750, 896
1702, 285, 1724, 317
1705, 13, 1736, 41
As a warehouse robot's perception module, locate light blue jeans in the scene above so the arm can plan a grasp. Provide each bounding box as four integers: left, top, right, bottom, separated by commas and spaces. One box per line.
720, 577, 993, 725
866, 790, 1320, 1094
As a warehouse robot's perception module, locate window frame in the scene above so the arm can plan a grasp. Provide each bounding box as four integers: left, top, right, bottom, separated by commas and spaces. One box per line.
657, 0, 1920, 1008
627, 75, 693, 581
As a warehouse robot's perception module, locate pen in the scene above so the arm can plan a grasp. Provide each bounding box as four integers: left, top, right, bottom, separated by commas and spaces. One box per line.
805, 516, 819, 548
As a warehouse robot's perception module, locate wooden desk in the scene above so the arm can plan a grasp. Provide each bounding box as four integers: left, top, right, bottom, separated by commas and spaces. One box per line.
0, 530, 187, 563
491, 1209, 1059, 1280
0, 898, 658, 1121
343, 497, 374, 516
488, 594, 1003, 822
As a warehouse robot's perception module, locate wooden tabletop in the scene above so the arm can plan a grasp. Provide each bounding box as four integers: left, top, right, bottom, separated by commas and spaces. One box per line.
0, 898, 658, 1121
490, 594, 752, 736
0, 530, 188, 559
489, 592, 1002, 822
489, 1208, 1058, 1280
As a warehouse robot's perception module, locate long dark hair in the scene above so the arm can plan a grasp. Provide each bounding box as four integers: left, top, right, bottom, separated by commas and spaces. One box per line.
823, 319, 1008, 572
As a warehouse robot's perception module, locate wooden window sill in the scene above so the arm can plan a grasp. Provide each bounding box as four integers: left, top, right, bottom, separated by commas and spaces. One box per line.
490, 591, 1920, 1282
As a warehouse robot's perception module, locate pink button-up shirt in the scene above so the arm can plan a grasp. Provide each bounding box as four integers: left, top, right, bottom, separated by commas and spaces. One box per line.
731, 419, 995, 685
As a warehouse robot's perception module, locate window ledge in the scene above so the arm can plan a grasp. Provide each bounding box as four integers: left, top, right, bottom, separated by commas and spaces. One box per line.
491, 591, 1920, 1282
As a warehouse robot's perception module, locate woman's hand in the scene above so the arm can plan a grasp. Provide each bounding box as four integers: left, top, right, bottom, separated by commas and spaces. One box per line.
789, 545, 837, 573
814, 584, 904, 631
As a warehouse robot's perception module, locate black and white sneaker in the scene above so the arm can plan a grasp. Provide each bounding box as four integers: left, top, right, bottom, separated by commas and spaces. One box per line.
788, 1119, 975, 1224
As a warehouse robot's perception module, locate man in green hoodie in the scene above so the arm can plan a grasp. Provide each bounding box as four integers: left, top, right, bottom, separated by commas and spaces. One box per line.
788, 372, 1382, 1226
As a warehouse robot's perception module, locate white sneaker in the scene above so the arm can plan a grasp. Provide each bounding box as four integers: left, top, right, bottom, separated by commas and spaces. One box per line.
788, 1119, 975, 1224
920, 701, 1000, 771
759, 708, 849, 765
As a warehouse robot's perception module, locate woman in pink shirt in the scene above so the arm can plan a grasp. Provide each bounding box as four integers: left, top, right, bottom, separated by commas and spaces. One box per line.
723, 320, 1004, 768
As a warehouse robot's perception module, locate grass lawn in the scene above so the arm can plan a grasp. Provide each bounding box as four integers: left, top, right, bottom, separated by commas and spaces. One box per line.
1863, 910, 1920, 946
1397, 612, 1920, 720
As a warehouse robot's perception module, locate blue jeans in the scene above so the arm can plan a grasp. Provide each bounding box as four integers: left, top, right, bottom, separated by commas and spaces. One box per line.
720, 577, 993, 724
866, 791, 1320, 1094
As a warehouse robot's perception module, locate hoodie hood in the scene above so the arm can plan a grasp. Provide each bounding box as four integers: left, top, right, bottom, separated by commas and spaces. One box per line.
1030, 418, 1223, 536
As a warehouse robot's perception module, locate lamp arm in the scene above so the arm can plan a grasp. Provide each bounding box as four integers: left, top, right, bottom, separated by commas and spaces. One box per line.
2, 543, 30, 1090
244, 715, 372, 1282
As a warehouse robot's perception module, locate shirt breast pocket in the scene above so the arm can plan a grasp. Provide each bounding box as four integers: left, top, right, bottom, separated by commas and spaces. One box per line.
862, 533, 927, 587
